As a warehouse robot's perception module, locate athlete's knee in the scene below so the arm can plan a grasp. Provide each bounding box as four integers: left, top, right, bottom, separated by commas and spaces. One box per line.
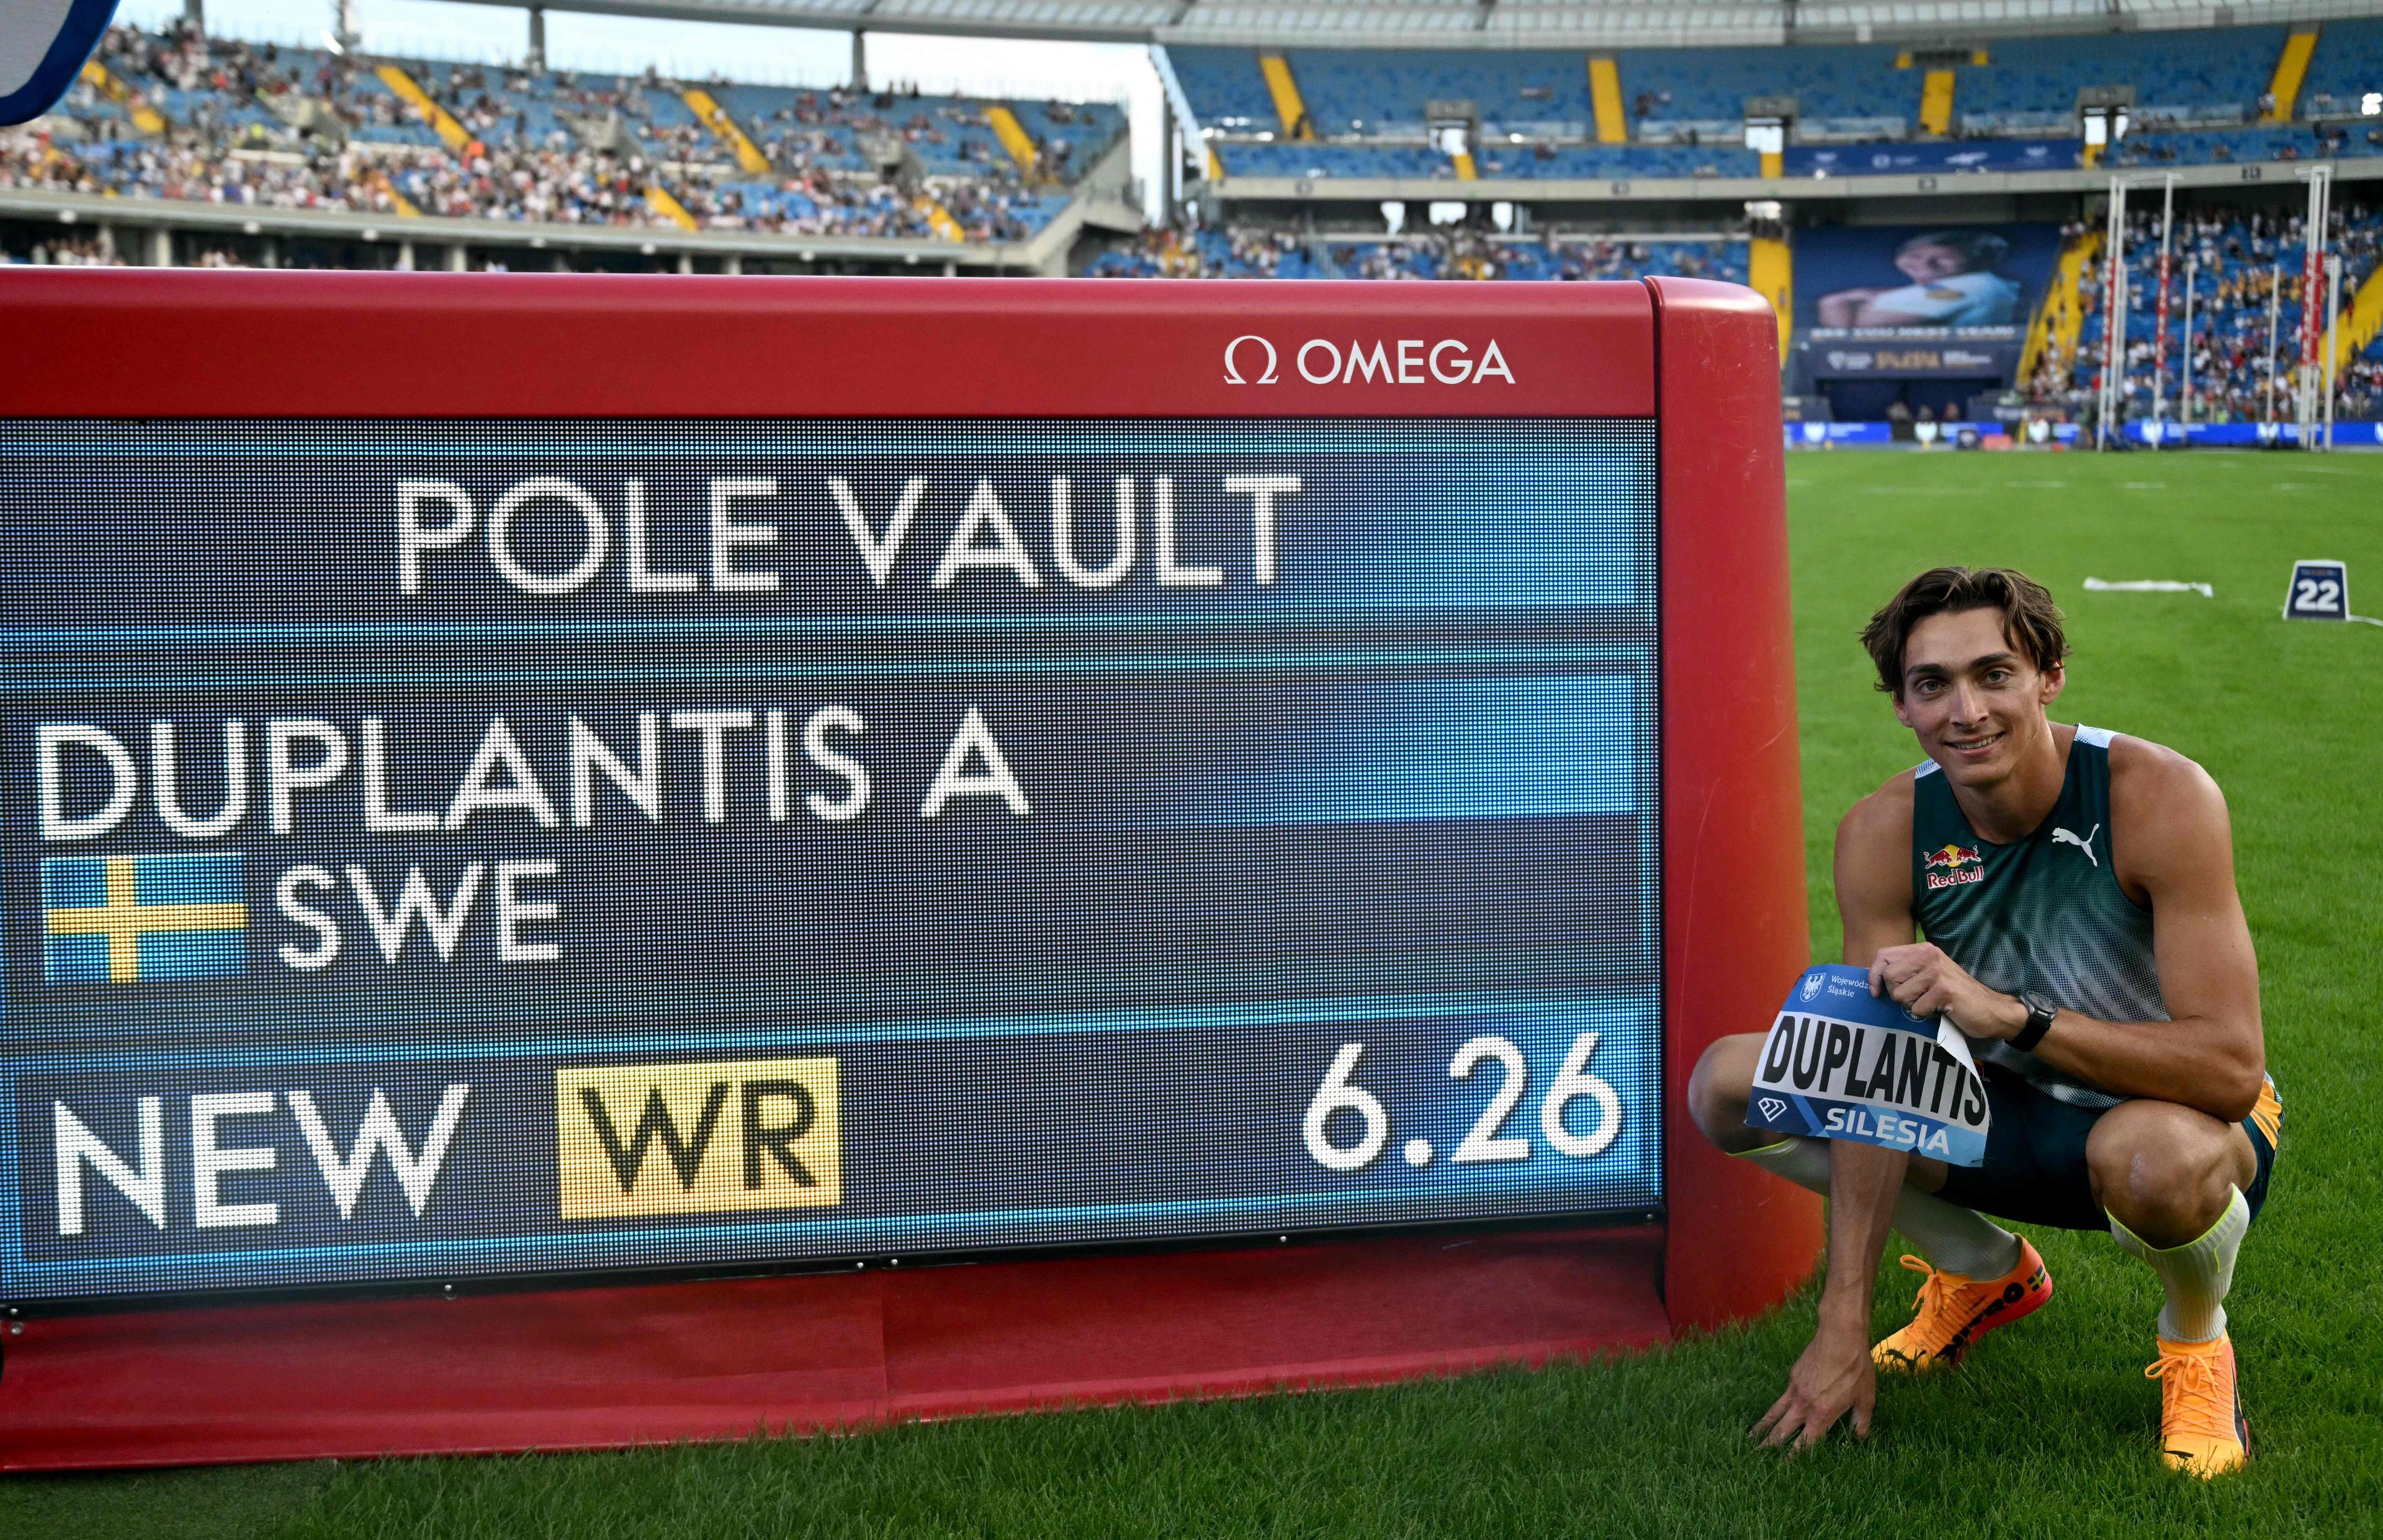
1687, 1033, 1770, 1152
2088, 1100, 2248, 1241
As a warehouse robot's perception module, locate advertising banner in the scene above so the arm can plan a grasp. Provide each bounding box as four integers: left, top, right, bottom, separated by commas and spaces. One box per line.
0, 416, 1665, 1303
1784, 140, 2082, 178
1788, 338, 2025, 388
1793, 222, 2063, 334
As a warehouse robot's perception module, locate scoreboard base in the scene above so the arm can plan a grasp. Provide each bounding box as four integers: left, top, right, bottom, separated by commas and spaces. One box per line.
0, 1224, 1671, 1471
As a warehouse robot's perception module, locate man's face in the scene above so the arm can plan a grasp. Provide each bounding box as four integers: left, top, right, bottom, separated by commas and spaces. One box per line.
1894, 243, 1968, 282
1891, 607, 2063, 785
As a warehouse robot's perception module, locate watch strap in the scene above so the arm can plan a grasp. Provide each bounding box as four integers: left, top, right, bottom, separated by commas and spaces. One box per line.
2011, 993, 2057, 1053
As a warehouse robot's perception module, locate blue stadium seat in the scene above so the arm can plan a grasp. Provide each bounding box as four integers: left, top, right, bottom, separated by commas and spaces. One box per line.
1165, 47, 1280, 131
2299, 19, 2383, 119
1286, 49, 1591, 135
1962, 27, 2286, 122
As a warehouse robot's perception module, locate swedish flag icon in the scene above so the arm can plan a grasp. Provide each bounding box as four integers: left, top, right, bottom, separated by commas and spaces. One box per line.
43, 854, 246, 983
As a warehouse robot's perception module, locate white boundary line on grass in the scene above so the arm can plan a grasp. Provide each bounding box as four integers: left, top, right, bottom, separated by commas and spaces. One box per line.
2084, 578, 2214, 598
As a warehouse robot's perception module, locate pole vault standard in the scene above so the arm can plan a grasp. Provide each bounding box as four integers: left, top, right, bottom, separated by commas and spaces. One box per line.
2150, 172, 2176, 446
2296, 163, 2334, 445
2099, 177, 2129, 449
2181, 253, 2197, 432
2325, 251, 2342, 451
2266, 263, 2282, 426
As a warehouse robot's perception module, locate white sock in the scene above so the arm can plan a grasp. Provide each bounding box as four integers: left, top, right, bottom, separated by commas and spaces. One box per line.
1738, 1135, 2023, 1279
2109, 1185, 2250, 1344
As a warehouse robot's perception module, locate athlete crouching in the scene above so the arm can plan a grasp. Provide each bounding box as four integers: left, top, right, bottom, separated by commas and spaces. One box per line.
1689, 566, 2279, 1477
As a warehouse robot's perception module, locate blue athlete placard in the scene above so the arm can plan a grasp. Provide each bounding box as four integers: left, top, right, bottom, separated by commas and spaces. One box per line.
0, 0, 121, 127
1746, 965, 1991, 1166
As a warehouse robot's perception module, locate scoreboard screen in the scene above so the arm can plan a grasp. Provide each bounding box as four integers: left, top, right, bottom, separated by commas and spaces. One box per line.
0, 410, 1664, 1302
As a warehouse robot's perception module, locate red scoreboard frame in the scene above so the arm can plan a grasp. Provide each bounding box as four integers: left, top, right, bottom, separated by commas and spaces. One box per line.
0, 271, 1816, 1468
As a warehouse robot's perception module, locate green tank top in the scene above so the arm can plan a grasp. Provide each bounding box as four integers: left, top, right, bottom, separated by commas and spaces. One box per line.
1911, 724, 2163, 1108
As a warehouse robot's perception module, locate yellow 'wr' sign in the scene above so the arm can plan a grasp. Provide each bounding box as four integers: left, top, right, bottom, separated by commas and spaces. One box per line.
556, 1057, 841, 1219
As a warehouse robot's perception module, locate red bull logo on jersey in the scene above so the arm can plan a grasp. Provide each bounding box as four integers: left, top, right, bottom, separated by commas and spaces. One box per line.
1923, 843, 1986, 892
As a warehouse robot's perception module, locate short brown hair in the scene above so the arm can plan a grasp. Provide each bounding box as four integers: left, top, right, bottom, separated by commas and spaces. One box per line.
1861, 566, 2066, 695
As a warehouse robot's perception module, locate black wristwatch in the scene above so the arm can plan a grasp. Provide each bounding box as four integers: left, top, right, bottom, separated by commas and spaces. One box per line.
2011, 990, 2058, 1053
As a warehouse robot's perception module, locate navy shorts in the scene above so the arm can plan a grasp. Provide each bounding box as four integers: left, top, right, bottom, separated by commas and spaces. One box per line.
1932, 1066, 2281, 1233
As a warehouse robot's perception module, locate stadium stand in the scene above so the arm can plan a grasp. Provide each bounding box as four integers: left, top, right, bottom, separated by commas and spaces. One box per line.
1087, 225, 1748, 284
1, 21, 1123, 243
2300, 17, 2383, 120
1958, 27, 2289, 128
1175, 22, 2383, 184
1616, 42, 1910, 134
2028, 202, 2383, 423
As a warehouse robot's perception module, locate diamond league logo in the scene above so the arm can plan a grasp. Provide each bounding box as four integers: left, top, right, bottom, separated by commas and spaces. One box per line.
1757, 1096, 1789, 1122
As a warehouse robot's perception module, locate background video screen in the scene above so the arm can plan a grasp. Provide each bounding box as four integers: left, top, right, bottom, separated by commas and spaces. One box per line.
1, 417, 1662, 1302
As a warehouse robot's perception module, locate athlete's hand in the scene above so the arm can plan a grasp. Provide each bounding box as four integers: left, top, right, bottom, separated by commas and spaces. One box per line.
1869, 942, 2027, 1039
1752, 1319, 1876, 1453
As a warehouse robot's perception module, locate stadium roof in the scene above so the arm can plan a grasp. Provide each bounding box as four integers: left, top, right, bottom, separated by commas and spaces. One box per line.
443, 0, 2383, 50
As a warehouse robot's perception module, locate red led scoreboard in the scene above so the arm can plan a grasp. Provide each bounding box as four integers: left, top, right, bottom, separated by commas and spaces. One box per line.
0, 271, 1815, 1467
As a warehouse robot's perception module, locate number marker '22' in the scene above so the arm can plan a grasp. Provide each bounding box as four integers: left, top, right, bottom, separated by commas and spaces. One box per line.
2284, 559, 2349, 621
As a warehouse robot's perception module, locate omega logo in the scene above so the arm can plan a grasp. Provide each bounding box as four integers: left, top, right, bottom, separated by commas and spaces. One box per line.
1224, 335, 1515, 387
1222, 335, 1279, 385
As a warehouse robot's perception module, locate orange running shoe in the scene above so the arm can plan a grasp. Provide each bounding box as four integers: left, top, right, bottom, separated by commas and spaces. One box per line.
2148, 1333, 2250, 1479
1870, 1238, 2053, 1373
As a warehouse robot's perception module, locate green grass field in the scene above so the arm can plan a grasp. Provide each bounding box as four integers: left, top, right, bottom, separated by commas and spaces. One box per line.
7, 451, 2381, 1539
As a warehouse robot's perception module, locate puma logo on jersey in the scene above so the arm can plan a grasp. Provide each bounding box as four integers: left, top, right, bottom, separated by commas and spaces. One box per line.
2053, 824, 2099, 866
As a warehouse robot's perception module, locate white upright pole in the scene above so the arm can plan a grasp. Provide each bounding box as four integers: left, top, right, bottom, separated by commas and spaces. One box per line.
2181, 253, 2197, 433
2325, 251, 2342, 450
2151, 172, 2174, 445
2101, 178, 2129, 449
2265, 263, 2282, 425
2297, 166, 2331, 439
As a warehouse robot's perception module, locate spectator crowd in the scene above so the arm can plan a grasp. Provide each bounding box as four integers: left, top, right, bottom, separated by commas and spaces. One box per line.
0, 20, 1110, 243
2030, 204, 2383, 424
1088, 225, 1750, 284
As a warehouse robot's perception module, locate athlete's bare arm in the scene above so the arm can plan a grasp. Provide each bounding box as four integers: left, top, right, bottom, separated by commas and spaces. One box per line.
1813, 289, 1877, 327
1867, 738, 2264, 1123
2031, 739, 2264, 1117
1753, 776, 1917, 1452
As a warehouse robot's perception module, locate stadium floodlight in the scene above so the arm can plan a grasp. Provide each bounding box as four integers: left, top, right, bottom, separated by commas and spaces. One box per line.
0, 271, 1811, 1459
